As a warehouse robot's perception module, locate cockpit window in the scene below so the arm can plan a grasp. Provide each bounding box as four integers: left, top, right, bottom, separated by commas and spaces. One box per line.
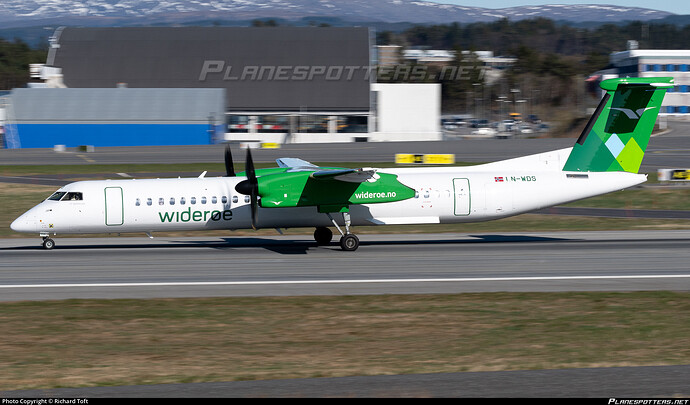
47, 192, 66, 201
47, 191, 83, 201
64, 192, 83, 201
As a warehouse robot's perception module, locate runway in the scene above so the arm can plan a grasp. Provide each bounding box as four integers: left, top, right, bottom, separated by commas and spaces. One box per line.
2, 230, 690, 302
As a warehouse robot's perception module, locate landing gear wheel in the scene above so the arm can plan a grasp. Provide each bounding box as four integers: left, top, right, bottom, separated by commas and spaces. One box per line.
314, 227, 333, 245
339, 234, 359, 251
42, 238, 55, 250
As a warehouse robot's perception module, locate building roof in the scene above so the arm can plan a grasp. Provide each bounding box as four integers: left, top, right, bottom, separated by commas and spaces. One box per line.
47, 26, 371, 113
611, 49, 690, 65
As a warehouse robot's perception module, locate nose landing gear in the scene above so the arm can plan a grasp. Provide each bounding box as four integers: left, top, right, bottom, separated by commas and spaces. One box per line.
41, 233, 55, 250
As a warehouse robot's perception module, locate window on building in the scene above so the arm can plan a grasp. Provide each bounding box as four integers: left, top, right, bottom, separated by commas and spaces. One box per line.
257, 115, 289, 133
337, 116, 368, 133
298, 115, 329, 133
227, 115, 250, 133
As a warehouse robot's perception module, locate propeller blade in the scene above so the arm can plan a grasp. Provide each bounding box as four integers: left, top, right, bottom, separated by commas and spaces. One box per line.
250, 187, 259, 229
233, 148, 260, 229
224, 145, 235, 177
245, 148, 255, 181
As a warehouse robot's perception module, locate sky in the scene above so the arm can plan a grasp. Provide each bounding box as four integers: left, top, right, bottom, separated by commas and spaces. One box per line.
441, 0, 690, 15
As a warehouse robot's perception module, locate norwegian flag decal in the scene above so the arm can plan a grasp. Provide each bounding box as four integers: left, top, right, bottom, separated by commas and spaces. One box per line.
495, 177, 504, 182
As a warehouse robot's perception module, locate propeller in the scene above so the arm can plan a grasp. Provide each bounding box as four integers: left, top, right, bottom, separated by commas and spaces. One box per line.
234, 148, 259, 229
224, 145, 235, 177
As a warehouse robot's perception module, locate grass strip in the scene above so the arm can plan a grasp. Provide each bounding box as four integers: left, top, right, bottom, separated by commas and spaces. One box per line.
0, 292, 688, 390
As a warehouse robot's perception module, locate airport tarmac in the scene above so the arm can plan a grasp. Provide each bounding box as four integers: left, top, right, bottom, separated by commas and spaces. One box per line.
1, 122, 689, 172
2, 230, 689, 302
4, 365, 689, 398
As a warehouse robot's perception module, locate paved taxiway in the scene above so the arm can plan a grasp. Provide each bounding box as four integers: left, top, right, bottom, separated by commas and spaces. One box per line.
1, 121, 689, 172
1, 230, 689, 302
4, 365, 689, 398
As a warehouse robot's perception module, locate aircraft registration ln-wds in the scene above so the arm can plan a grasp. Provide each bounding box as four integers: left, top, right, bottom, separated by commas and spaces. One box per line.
11, 77, 674, 251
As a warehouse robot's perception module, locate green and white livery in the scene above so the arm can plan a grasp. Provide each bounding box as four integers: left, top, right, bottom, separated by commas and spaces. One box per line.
564, 77, 673, 173
11, 77, 673, 251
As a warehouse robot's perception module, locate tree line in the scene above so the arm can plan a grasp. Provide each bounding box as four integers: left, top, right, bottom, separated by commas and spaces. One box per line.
0, 38, 47, 90
377, 18, 690, 122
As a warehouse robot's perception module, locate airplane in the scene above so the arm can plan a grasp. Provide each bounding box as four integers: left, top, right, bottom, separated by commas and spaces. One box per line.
10, 77, 674, 251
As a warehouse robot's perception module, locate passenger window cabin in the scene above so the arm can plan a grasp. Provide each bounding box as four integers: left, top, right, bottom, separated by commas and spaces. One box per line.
142, 195, 235, 207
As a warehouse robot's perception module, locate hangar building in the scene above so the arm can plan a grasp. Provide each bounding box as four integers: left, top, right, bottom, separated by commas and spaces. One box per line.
1, 27, 440, 148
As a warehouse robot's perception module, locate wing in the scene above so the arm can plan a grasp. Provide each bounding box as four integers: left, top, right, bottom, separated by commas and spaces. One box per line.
276, 158, 318, 171
276, 157, 377, 183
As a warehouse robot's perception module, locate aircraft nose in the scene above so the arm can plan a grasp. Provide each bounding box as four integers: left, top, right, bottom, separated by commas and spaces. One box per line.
10, 214, 36, 233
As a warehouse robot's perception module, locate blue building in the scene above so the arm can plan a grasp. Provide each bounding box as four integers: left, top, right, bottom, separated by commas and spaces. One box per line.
608, 48, 690, 116
3, 88, 225, 149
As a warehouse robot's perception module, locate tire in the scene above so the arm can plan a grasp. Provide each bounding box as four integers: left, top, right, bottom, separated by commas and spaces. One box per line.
42, 238, 55, 250
314, 227, 333, 245
339, 234, 359, 251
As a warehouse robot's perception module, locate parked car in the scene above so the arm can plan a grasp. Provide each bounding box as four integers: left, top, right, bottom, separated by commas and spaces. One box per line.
518, 124, 533, 134
471, 127, 497, 136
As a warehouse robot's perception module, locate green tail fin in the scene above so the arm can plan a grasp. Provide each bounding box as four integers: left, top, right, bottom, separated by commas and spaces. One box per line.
563, 77, 674, 173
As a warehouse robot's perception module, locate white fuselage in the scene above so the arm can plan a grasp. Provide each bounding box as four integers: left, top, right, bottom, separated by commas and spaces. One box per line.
10, 148, 647, 236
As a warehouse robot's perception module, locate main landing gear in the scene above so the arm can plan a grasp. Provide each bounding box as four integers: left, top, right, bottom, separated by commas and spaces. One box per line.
319, 211, 359, 251
314, 227, 333, 246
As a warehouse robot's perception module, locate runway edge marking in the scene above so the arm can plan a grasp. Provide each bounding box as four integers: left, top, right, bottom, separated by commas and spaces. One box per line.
1, 274, 690, 289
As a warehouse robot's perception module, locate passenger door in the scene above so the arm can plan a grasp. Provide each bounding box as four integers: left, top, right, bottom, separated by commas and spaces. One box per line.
104, 187, 124, 226
452, 178, 471, 216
